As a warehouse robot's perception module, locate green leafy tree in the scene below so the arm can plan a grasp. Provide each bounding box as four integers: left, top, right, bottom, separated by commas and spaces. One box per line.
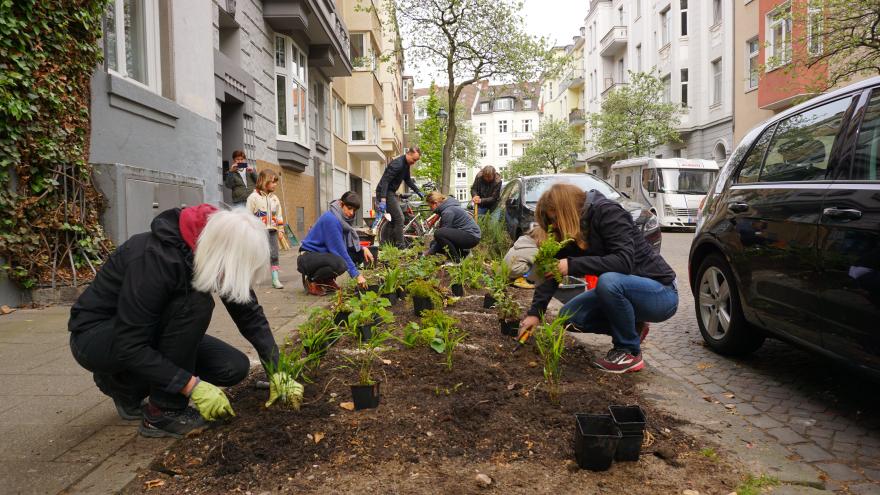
505, 118, 585, 178
588, 71, 682, 159
411, 84, 479, 185
387, 0, 560, 194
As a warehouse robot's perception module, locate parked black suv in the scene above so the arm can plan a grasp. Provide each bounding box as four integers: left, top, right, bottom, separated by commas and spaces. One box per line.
689, 76, 880, 376
498, 174, 662, 249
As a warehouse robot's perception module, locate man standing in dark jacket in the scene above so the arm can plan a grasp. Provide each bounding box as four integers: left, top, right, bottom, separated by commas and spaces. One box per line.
68, 206, 302, 438
470, 165, 502, 215
375, 147, 423, 247
224, 150, 257, 206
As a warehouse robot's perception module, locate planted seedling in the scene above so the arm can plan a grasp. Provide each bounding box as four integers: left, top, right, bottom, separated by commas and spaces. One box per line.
534, 313, 570, 404
459, 252, 488, 289
486, 259, 512, 298
397, 321, 437, 348
407, 279, 443, 316
533, 228, 574, 283
346, 291, 394, 341
262, 347, 317, 410
298, 307, 341, 364
378, 243, 403, 269
495, 291, 522, 322
379, 265, 403, 296
420, 309, 466, 371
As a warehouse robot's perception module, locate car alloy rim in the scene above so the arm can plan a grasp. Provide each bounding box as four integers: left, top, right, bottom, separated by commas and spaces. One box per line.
698, 266, 732, 340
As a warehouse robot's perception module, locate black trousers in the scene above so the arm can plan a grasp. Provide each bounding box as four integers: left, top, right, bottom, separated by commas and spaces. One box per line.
69, 291, 250, 411
431, 228, 480, 261
297, 249, 364, 281
386, 194, 405, 247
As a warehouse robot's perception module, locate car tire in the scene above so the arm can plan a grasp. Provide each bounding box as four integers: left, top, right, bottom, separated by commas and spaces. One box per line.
694, 253, 765, 356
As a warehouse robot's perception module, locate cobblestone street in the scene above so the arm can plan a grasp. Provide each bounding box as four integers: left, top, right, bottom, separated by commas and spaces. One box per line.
648, 233, 880, 494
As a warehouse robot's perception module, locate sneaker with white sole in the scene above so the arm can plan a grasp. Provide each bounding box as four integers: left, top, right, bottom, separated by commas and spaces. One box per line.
139, 405, 208, 439
593, 349, 645, 373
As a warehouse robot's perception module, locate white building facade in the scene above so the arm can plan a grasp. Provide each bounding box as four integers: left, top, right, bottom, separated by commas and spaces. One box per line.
583, 0, 734, 176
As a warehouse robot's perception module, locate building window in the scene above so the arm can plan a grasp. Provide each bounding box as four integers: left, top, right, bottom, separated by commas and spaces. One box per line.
494, 98, 514, 111
498, 120, 508, 133
712, 0, 722, 26
456, 169, 467, 179
372, 115, 379, 145
498, 143, 508, 156
807, 3, 823, 56
747, 37, 759, 90
350, 32, 375, 70
711, 59, 722, 106
614, 174, 620, 188
522, 119, 532, 132
617, 59, 625, 83
480, 144, 487, 157
618, 6, 625, 25
275, 35, 308, 145
680, 0, 688, 36
662, 75, 671, 103
350, 106, 366, 142
313, 82, 327, 147
523, 99, 533, 109
660, 7, 671, 47
403, 80, 409, 101
592, 70, 598, 98
549, 82, 554, 100
479, 122, 487, 135
415, 98, 428, 120
480, 102, 489, 112
680, 68, 688, 108
636, 44, 642, 72
588, 72, 594, 98
587, 26, 593, 51
403, 114, 409, 132
104, 0, 162, 92
767, 5, 792, 68
333, 96, 344, 137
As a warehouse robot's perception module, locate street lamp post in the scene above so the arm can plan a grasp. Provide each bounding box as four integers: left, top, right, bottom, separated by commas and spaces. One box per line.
438, 108, 448, 193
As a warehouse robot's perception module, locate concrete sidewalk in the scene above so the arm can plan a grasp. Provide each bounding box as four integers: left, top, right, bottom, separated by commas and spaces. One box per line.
0, 249, 322, 495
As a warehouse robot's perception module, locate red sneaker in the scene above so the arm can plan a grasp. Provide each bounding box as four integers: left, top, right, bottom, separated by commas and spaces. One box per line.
306, 281, 327, 296
638, 322, 650, 343
594, 349, 645, 373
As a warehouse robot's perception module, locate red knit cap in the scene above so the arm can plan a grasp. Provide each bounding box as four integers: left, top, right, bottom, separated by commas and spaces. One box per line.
179, 204, 218, 251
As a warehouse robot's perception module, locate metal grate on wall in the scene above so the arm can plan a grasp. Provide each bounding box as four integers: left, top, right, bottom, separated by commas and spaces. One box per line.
244, 114, 257, 168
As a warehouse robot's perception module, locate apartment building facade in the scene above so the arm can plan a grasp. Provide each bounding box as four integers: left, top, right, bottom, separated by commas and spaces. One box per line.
583, 0, 734, 176
541, 33, 590, 172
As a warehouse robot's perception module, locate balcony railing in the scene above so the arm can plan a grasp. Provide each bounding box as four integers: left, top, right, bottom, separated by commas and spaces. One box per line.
512, 131, 534, 141
600, 26, 627, 57
601, 78, 627, 97
560, 68, 585, 92
568, 108, 586, 125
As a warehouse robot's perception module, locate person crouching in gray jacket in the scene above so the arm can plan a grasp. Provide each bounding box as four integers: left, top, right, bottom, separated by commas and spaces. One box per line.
424, 192, 481, 261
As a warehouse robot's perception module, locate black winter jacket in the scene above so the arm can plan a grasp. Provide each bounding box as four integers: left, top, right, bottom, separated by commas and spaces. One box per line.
224, 169, 258, 203
376, 154, 422, 200
435, 197, 481, 238
469, 176, 502, 210
527, 191, 676, 317
68, 209, 279, 394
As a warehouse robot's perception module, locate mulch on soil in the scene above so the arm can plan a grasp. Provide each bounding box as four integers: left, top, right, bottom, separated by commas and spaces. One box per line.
126, 288, 743, 494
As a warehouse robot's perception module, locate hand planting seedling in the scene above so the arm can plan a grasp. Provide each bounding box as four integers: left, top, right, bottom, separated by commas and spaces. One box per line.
263, 348, 316, 410
420, 309, 466, 371
534, 313, 570, 404
533, 228, 574, 283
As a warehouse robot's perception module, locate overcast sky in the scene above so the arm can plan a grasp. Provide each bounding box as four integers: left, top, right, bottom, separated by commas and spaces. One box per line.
409, 0, 587, 86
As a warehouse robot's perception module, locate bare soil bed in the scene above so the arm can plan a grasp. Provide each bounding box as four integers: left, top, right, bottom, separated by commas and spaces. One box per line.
126, 288, 744, 494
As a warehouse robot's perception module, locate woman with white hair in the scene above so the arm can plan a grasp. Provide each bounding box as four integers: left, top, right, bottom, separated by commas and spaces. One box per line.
68, 205, 300, 439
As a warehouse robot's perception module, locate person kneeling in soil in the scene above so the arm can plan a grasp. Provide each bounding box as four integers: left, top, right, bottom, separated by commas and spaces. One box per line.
518, 183, 678, 373
424, 191, 481, 262
297, 192, 373, 295
68, 206, 303, 439
504, 228, 540, 289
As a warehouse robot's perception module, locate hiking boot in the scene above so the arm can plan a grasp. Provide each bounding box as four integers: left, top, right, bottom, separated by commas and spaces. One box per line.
637, 322, 650, 343
139, 405, 208, 439
593, 349, 645, 374
512, 277, 535, 289
113, 397, 144, 421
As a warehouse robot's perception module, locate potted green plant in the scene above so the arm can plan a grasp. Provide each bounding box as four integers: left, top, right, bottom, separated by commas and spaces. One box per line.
299, 307, 342, 359
533, 228, 574, 283
378, 265, 403, 304
484, 260, 511, 309
345, 324, 391, 410
421, 310, 466, 371
495, 292, 521, 336
346, 291, 394, 341
446, 263, 467, 297
407, 279, 443, 317
534, 313, 569, 403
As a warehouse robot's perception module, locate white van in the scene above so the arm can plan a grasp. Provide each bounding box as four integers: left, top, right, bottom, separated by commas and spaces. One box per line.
609, 157, 719, 229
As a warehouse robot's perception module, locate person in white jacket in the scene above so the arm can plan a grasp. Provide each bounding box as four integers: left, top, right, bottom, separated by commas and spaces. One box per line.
247, 170, 285, 289
503, 229, 539, 289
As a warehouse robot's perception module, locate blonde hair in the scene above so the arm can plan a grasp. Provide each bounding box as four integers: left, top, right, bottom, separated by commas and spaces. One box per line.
256, 169, 279, 193
426, 191, 446, 205
534, 183, 588, 250
192, 209, 270, 303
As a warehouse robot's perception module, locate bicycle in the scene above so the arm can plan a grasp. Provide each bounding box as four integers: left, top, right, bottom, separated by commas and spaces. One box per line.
373, 193, 438, 247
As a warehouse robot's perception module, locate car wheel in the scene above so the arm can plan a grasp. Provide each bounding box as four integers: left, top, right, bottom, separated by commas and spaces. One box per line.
695, 253, 765, 355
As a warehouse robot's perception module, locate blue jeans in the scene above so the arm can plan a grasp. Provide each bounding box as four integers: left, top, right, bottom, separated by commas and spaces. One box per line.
477, 206, 491, 216
559, 272, 678, 355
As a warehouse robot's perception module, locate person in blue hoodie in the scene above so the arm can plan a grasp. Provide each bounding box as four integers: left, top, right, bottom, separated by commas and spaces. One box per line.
297, 192, 374, 296
424, 191, 481, 262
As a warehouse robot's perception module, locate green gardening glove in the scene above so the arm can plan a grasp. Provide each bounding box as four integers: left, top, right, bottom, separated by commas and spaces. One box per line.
265, 372, 305, 410
190, 380, 235, 421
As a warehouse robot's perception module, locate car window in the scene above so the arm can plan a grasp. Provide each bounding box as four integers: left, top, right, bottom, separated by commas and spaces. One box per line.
523, 175, 620, 203
852, 88, 880, 181
759, 97, 852, 182
737, 123, 776, 183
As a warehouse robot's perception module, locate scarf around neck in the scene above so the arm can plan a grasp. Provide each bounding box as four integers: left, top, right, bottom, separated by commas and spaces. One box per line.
329, 200, 360, 252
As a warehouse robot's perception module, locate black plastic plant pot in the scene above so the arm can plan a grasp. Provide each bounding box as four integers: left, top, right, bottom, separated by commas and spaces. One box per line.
333, 311, 351, 327
451, 284, 464, 297
412, 296, 434, 317
381, 292, 399, 305
574, 414, 622, 471
359, 324, 374, 342
500, 319, 519, 337
609, 405, 647, 462
483, 294, 496, 309
350, 381, 381, 410
396, 287, 407, 299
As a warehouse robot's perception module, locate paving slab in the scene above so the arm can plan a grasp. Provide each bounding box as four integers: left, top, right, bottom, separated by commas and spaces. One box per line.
0, 424, 101, 462
0, 461, 92, 495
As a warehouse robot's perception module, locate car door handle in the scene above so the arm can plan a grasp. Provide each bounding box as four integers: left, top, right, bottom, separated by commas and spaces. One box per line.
727, 202, 749, 213
823, 207, 862, 220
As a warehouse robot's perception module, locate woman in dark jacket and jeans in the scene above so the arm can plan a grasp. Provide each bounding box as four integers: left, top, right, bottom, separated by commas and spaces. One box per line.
519, 183, 678, 373
425, 192, 481, 261
470, 165, 502, 215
